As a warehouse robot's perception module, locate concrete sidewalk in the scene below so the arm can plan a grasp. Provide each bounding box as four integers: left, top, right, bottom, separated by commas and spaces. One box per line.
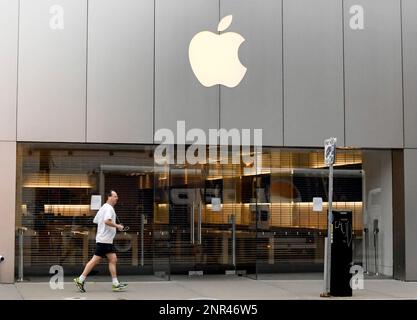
1, 276, 417, 300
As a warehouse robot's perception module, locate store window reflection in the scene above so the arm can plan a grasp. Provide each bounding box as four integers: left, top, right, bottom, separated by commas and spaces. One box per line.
255, 149, 363, 276
16, 143, 381, 279
16, 144, 159, 278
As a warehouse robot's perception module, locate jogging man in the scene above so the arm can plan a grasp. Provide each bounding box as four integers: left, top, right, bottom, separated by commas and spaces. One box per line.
74, 190, 127, 292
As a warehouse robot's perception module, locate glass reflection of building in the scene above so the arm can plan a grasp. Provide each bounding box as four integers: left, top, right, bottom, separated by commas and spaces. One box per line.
16, 143, 367, 279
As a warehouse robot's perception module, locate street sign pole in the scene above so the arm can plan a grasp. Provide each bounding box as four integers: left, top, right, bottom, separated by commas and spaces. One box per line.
326, 162, 334, 293
321, 137, 337, 297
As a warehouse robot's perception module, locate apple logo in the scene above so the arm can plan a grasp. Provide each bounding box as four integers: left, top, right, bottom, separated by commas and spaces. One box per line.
189, 15, 247, 88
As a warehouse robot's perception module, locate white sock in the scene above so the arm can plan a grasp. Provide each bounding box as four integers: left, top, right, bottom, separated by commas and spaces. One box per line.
112, 277, 119, 286
79, 275, 86, 283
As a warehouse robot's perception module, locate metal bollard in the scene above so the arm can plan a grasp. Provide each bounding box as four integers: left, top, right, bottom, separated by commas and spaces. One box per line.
141, 214, 145, 267
373, 219, 379, 276
17, 227, 27, 282
374, 230, 379, 276
231, 215, 236, 267
364, 227, 369, 274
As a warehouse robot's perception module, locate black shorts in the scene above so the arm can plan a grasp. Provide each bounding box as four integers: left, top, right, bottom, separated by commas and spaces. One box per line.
94, 243, 115, 258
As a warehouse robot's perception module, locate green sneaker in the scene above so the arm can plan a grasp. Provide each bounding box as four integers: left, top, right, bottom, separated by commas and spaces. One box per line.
112, 283, 126, 292
73, 277, 86, 293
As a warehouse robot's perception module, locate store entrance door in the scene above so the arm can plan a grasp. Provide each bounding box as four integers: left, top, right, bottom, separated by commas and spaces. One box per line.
169, 163, 240, 276
99, 164, 170, 280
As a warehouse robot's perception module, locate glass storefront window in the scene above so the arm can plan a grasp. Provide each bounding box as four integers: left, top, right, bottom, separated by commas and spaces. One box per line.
255, 148, 363, 277
16, 143, 163, 279
16, 143, 380, 280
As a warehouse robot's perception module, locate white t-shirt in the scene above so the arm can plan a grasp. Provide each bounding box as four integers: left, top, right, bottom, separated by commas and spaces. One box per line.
93, 203, 117, 244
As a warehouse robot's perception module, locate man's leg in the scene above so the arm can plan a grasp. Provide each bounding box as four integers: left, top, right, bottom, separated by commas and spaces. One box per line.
107, 253, 118, 279
73, 255, 102, 292
81, 255, 102, 278
107, 253, 126, 291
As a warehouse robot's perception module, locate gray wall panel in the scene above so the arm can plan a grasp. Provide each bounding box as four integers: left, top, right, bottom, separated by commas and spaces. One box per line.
220, 0, 283, 147
392, 149, 405, 280
155, 0, 219, 140
363, 150, 393, 276
0, 0, 18, 141
87, 0, 154, 144
403, 0, 417, 148
0, 141, 16, 283
404, 149, 417, 280
283, 0, 344, 147
344, 0, 403, 148
17, 0, 86, 142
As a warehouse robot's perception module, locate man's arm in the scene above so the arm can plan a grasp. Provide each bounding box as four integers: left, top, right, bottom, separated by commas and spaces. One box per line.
104, 219, 124, 231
